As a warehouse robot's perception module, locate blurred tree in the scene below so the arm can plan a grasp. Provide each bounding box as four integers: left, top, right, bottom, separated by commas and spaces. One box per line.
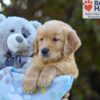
0, 0, 100, 100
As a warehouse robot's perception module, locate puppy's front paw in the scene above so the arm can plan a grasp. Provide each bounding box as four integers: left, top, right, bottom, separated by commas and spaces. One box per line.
37, 76, 52, 88
23, 79, 36, 93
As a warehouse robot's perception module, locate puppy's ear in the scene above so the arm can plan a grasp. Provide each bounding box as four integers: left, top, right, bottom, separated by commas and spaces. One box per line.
64, 27, 81, 56
33, 39, 38, 55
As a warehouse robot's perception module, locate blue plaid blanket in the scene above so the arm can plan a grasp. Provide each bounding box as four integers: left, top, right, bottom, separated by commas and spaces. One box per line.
0, 67, 74, 100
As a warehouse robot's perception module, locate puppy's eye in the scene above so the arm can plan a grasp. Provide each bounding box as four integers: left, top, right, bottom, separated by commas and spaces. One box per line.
10, 29, 15, 33
40, 38, 43, 41
53, 38, 59, 42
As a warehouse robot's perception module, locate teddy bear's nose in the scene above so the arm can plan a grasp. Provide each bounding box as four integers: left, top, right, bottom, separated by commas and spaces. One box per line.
16, 36, 23, 43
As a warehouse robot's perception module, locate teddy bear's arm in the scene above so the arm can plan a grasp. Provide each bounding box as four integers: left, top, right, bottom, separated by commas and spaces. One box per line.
16, 57, 32, 73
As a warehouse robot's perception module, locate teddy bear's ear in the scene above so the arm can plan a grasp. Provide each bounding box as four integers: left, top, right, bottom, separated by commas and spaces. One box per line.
30, 20, 42, 29
0, 14, 6, 22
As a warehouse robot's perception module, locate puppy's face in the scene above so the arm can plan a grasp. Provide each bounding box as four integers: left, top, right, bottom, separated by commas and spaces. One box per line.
37, 29, 65, 61
34, 20, 81, 62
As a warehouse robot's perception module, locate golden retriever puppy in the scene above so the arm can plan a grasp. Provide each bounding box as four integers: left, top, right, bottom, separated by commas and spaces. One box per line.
23, 20, 81, 94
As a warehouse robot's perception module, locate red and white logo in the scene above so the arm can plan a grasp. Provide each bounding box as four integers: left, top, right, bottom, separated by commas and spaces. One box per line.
83, 0, 93, 11
83, 0, 100, 19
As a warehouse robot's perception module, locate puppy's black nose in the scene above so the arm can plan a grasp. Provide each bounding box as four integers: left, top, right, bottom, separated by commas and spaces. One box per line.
16, 36, 23, 43
41, 48, 49, 55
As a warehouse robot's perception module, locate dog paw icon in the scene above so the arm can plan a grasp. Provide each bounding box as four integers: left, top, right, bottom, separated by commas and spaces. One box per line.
83, 0, 93, 11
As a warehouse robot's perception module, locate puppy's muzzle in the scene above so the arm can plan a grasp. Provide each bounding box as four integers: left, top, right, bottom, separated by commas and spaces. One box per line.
41, 48, 49, 56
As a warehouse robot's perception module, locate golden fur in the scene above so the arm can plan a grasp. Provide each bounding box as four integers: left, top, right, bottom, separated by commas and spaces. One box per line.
23, 20, 81, 94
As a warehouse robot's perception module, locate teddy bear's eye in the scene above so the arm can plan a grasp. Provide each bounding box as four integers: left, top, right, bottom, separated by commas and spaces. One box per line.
22, 27, 30, 38
23, 33, 28, 38
10, 29, 15, 33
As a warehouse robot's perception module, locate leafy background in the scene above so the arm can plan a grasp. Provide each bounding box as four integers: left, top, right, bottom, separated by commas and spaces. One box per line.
0, 0, 100, 100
